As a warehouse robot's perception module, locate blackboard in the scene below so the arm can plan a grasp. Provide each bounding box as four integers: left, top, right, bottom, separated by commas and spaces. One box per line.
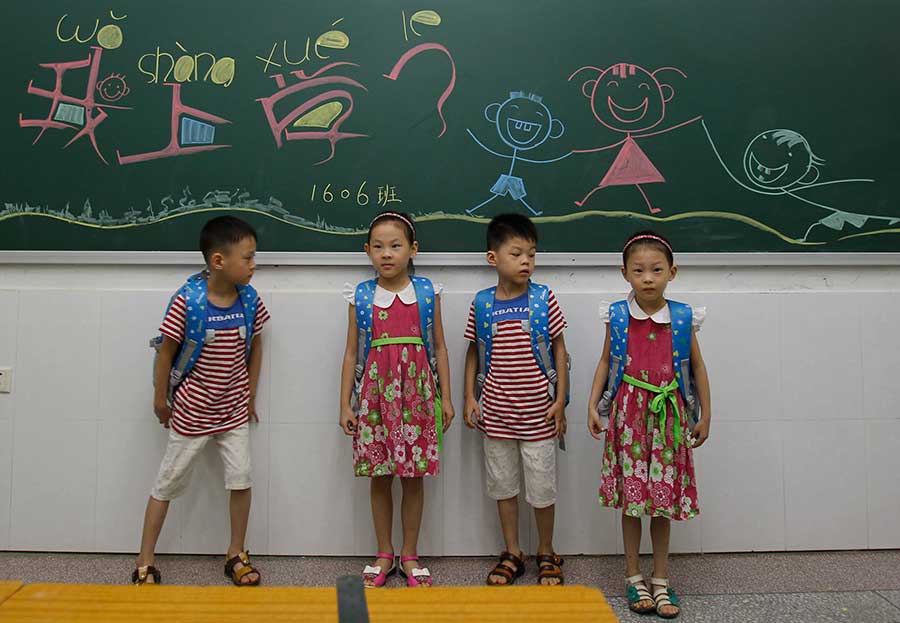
2, 0, 898, 253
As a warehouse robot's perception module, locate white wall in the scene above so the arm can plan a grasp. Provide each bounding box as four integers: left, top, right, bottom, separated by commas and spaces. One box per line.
1, 257, 899, 555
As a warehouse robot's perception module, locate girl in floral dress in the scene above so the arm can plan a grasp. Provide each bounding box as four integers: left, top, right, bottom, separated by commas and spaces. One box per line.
339, 211, 455, 588
587, 231, 712, 619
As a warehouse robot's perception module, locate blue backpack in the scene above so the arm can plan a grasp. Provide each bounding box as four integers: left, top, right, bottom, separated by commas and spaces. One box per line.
351, 275, 437, 406
150, 271, 259, 404
472, 281, 570, 406
598, 299, 698, 424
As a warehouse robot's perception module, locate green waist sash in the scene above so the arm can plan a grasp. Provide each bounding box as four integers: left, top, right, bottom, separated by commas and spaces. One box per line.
622, 374, 684, 450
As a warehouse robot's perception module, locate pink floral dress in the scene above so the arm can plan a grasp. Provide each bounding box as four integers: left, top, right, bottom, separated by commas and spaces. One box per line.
352, 291, 440, 479
599, 312, 701, 520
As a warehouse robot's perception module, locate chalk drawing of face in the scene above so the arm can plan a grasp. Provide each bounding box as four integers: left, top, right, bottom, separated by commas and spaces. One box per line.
486, 93, 564, 151
584, 63, 672, 134
742, 129, 821, 190
97, 74, 130, 102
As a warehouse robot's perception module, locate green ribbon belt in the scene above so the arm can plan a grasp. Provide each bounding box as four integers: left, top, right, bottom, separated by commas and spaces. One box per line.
371, 337, 424, 347
622, 374, 683, 450
369, 336, 442, 451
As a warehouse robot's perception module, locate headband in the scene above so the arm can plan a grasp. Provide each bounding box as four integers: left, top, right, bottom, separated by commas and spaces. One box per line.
623, 234, 673, 254
369, 212, 416, 238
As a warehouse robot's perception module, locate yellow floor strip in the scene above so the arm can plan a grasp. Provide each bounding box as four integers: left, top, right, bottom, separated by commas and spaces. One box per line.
0, 583, 23, 607
0, 583, 617, 622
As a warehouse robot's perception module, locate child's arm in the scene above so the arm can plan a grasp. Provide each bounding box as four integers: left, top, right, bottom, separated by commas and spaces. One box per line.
339, 305, 359, 436
689, 328, 712, 447
587, 325, 612, 440
545, 334, 568, 437
463, 342, 481, 429
432, 295, 455, 431
153, 336, 179, 428
247, 334, 263, 423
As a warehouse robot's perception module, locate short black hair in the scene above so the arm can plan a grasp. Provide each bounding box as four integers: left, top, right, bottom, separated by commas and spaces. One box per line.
199, 216, 257, 263
622, 230, 674, 266
486, 213, 538, 251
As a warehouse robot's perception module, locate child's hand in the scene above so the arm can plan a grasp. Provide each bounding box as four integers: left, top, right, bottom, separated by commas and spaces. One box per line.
691, 418, 710, 448
249, 396, 259, 423
588, 405, 605, 440
463, 396, 481, 429
340, 406, 358, 436
546, 401, 567, 437
442, 401, 456, 432
154, 401, 172, 429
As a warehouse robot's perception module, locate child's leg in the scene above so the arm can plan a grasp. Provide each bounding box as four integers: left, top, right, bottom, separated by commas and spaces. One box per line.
622, 514, 643, 576
522, 439, 561, 585
225, 487, 260, 585
649, 516, 679, 616
363, 475, 395, 585
227, 488, 253, 555
623, 514, 655, 610
534, 504, 555, 554
484, 437, 525, 581
371, 475, 394, 553
136, 496, 169, 571
650, 516, 671, 578
521, 438, 558, 558
399, 477, 426, 577
497, 496, 522, 556
136, 429, 207, 578
217, 424, 259, 584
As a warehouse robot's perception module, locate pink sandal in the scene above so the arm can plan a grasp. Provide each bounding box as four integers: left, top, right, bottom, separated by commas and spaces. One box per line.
398, 555, 433, 587
362, 553, 396, 588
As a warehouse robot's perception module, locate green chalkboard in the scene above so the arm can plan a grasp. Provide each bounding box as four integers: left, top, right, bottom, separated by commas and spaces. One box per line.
2, 0, 899, 253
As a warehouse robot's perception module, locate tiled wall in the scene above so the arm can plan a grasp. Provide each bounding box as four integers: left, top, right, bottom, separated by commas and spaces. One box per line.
0, 264, 898, 555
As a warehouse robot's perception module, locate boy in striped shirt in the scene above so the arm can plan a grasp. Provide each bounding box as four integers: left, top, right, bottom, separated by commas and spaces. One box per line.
463, 214, 569, 586
133, 216, 270, 586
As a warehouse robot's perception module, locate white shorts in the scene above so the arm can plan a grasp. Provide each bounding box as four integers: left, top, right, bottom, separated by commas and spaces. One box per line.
483, 436, 557, 508
151, 424, 252, 501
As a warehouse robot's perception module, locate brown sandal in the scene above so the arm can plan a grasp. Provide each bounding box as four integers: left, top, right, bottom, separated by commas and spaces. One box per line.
536, 553, 564, 585
131, 565, 161, 585
486, 550, 525, 586
224, 550, 261, 586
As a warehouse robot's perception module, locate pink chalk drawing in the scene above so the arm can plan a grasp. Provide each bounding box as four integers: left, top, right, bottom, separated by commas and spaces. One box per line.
383, 42, 456, 138
568, 62, 701, 214
18, 46, 131, 165
256, 62, 368, 166
116, 82, 231, 165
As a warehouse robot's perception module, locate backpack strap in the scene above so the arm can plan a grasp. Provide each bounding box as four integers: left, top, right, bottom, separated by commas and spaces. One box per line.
668, 300, 696, 422
353, 279, 378, 385
472, 287, 496, 400
527, 281, 571, 406
527, 281, 557, 385
236, 283, 259, 361
410, 275, 437, 374
607, 300, 630, 400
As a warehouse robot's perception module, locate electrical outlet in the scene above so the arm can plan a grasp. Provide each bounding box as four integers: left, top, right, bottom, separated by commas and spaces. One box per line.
0, 368, 12, 393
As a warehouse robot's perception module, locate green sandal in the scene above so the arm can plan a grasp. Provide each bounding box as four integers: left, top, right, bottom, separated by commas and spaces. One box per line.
650, 577, 681, 619
626, 573, 656, 615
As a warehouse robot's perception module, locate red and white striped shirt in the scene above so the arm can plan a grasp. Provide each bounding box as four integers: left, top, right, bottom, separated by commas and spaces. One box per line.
160, 294, 270, 437
464, 290, 567, 441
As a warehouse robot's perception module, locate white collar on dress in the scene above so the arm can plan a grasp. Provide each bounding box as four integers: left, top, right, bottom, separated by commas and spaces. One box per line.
374, 281, 416, 307
627, 291, 670, 323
